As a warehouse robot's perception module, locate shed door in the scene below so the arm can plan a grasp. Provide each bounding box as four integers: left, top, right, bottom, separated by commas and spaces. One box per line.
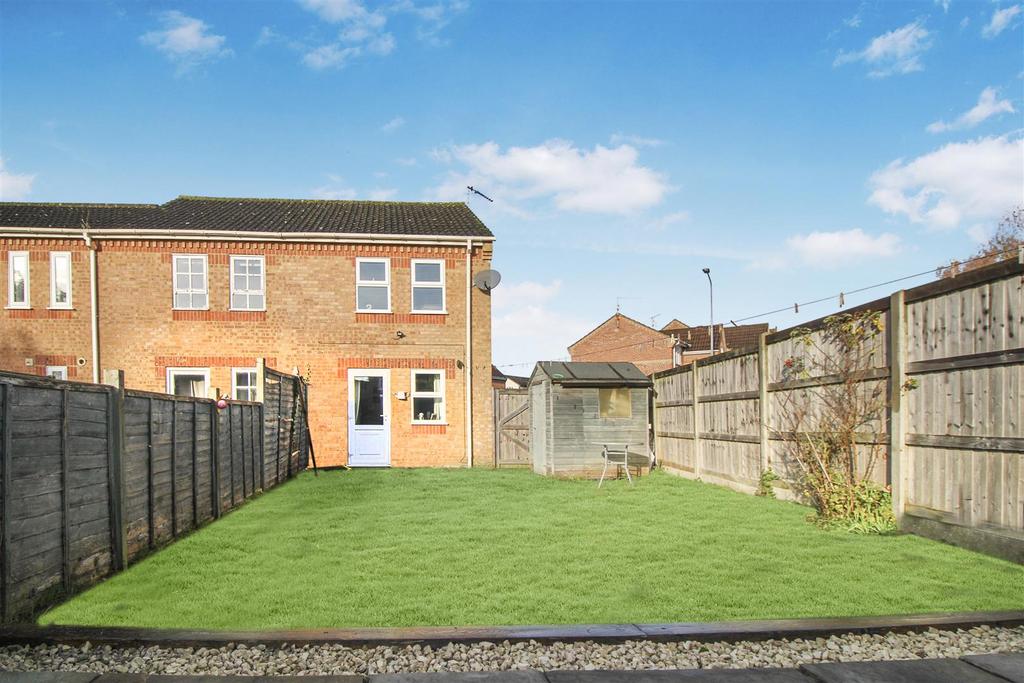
347, 369, 390, 467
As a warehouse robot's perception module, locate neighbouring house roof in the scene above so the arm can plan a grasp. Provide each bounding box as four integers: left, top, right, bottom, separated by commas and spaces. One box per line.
671, 322, 771, 352
0, 196, 494, 238
504, 374, 530, 387
530, 361, 653, 388
491, 365, 507, 382
660, 319, 689, 332
567, 312, 665, 352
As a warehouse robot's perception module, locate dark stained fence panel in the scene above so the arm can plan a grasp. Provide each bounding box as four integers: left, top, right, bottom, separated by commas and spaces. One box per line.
0, 367, 307, 623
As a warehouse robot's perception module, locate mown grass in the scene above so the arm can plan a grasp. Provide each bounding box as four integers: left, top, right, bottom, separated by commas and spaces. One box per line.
41, 468, 1024, 630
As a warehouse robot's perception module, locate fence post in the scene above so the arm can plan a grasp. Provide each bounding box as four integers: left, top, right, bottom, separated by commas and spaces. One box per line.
1, 382, 11, 622
102, 370, 127, 572
210, 402, 221, 519
888, 290, 908, 525
191, 401, 199, 529
692, 360, 702, 479
60, 387, 71, 595
757, 332, 771, 478
170, 401, 177, 538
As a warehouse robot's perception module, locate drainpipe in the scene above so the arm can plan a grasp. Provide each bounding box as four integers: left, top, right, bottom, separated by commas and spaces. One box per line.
465, 239, 474, 468
83, 231, 100, 383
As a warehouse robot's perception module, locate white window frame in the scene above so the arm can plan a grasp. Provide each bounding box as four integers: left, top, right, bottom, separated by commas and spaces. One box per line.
172, 254, 209, 311
7, 251, 30, 309
49, 251, 73, 309
410, 369, 446, 424
229, 255, 266, 311
45, 366, 68, 380
166, 367, 211, 398
232, 367, 259, 402
355, 257, 391, 313
410, 259, 446, 314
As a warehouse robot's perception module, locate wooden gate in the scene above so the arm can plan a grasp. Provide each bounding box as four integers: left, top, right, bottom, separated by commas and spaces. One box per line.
493, 388, 531, 467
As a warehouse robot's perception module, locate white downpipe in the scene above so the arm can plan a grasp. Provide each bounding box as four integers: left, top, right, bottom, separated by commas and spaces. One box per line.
465, 239, 474, 468
83, 231, 100, 383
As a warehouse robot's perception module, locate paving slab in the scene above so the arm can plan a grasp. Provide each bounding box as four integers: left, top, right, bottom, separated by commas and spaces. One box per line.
801, 657, 1005, 682
146, 678, 362, 683
371, 673, 546, 682
962, 653, 1024, 683
546, 668, 813, 681
0, 674, 99, 683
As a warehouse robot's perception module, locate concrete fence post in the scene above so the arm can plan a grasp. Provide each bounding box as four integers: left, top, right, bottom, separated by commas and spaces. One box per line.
888, 290, 908, 525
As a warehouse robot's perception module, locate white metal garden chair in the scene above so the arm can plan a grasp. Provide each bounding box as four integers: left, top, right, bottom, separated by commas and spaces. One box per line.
597, 443, 651, 487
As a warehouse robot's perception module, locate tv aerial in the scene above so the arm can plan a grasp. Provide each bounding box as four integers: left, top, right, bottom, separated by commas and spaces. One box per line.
467, 186, 494, 202
473, 269, 502, 292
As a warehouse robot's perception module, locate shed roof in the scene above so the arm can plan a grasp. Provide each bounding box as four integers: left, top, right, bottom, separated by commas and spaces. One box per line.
531, 361, 652, 388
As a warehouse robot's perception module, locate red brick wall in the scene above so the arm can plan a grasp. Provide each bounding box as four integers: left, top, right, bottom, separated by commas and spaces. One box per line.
0, 238, 494, 468
569, 314, 676, 374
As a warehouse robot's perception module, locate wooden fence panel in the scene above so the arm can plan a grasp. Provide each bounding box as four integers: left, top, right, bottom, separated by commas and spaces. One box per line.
653, 261, 1024, 562
0, 366, 308, 623
493, 389, 530, 467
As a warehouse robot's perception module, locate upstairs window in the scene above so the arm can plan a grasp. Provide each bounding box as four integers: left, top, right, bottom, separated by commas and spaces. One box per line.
50, 252, 72, 308
411, 259, 445, 313
173, 255, 208, 310
411, 370, 445, 423
7, 251, 29, 308
233, 368, 258, 401
230, 256, 265, 311
356, 258, 390, 312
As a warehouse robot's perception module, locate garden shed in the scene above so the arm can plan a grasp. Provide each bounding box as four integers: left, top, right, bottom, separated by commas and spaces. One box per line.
528, 361, 653, 478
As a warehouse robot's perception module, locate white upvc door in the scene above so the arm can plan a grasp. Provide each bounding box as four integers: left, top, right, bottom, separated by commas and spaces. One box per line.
347, 369, 391, 467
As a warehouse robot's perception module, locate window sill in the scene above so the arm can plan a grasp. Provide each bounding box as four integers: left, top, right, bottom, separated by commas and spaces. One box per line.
411, 421, 447, 426
410, 310, 448, 315
48, 306, 75, 311
5, 305, 31, 310
355, 309, 392, 314
229, 308, 267, 312
172, 307, 211, 312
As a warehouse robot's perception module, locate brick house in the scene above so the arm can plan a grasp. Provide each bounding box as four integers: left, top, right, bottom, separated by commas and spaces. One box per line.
0, 196, 496, 468
569, 313, 770, 374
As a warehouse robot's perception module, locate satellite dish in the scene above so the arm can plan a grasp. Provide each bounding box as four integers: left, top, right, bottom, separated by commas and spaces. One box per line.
473, 269, 502, 292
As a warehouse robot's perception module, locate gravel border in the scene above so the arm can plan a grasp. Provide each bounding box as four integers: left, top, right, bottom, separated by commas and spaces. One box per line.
0, 625, 1021, 676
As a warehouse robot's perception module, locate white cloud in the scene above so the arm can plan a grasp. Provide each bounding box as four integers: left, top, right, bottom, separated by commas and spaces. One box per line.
786, 229, 902, 266
299, 0, 382, 24
927, 87, 1016, 133
396, 156, 417, 166
967, 223, 994, 243
392, 0, 469, 46
647, 211, 691, 231
140, 11, 231, 75
935, 0, 951, 13
311, 174, 357, 199
492, 280, 590, 369
609, 133, 665, 148
0, 158, 35, 200
380, 116, 405, 133
868, 135, 1024, 230
302, 44, 361, 69
431, 139, 670, 214
366, 32, 396, 54
368, 187, 398, 200
834, 20, 932, 77
982, 4, 1022, 38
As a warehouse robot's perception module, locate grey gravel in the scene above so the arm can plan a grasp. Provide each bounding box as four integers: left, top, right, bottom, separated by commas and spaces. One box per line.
0, 626, 1021, 676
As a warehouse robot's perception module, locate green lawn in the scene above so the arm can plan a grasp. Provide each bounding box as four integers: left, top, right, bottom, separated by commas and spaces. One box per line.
41, 468, 1024, 630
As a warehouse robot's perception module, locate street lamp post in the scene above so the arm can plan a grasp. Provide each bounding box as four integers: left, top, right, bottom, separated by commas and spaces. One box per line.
702, 267, 714, 355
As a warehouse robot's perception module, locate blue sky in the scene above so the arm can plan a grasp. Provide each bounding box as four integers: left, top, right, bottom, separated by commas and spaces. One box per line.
1, 0, 1022, 371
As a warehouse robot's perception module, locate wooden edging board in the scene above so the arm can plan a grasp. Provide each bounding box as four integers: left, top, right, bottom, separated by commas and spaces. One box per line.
2, 611, 1022, 648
